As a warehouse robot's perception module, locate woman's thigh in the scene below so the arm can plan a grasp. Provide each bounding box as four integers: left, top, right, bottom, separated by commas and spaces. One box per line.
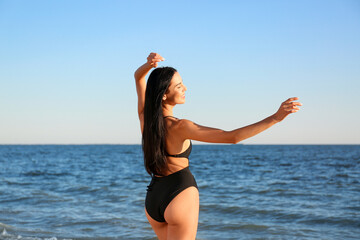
164, 186, 199, 240
145, 208, 168, 240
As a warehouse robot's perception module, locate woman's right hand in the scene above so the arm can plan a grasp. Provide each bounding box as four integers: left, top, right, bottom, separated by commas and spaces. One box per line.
272, 97, 302, 122
146, 52, 165, 68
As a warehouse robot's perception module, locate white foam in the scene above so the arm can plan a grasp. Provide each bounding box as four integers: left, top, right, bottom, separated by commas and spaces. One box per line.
0, 230, 71, 240
1, 228, 8, 236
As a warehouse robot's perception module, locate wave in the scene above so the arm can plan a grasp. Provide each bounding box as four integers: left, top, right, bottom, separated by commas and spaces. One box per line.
0, 225, 72, 240
22, 171, 71, 177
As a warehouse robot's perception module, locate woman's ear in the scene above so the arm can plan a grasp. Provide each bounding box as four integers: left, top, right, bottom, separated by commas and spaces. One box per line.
162, 94, 167, 101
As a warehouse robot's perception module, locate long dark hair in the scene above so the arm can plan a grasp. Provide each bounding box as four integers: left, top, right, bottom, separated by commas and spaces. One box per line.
142, 66, 177, 176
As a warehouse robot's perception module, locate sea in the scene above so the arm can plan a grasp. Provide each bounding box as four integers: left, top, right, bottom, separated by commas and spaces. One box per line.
0, 144, 359, 240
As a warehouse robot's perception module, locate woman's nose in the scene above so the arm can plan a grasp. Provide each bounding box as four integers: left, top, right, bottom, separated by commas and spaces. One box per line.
184, 85, 187, 91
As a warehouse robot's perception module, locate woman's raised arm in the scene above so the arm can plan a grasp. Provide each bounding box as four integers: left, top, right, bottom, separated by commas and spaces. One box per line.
177, 97, 302, 144
134, 53, 164, 132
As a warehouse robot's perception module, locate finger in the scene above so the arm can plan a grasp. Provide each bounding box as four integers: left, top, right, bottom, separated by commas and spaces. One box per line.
286, 102, 302, 107
283, 103, 299, 109
283, 102, 302, 108
284, 97, 299, 103
285, 106, 300, 111
150, 59, 164, 67
153, 58, 163, 62
154, 56, 165, 61
153, 53, 164, 60
286, 104, 298, 108
148, 52, 160, 59
150, 60, 161, 66
283, 103, 294, 108
148, 56, 164, 64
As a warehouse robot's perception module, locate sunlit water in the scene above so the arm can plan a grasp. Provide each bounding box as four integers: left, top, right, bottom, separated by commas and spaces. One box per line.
1, 144, 359, 239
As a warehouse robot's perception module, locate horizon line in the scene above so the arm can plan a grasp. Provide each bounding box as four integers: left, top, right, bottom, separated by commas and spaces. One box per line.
0, 143, 359, 146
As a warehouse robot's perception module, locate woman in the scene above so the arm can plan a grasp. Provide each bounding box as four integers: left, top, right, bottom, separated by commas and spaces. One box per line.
134, 52, 302, 239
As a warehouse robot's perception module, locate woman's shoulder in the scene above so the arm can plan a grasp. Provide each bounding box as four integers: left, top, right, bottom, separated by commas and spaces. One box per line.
169, 118, 195, 133
164, 118, 194, 142
165, 116, 193, 129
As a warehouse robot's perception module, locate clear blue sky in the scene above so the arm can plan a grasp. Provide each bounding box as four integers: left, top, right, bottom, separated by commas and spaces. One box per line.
1, 0, 359, 144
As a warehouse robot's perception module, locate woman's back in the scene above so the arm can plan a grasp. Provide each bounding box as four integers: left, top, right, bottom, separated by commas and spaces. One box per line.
163, 116, 192, 175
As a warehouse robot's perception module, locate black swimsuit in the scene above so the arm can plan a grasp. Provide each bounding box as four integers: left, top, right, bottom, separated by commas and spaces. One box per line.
145, 116, 198, 222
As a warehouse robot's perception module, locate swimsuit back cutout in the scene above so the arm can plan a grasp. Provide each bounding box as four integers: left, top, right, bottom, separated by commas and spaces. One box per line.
163, 116, 192, 159
166, 141, 192, 158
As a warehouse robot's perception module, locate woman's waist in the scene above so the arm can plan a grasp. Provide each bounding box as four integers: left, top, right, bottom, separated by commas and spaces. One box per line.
153, 165, 192, 180
147, 165, 197, 192
155, 161, 190, 177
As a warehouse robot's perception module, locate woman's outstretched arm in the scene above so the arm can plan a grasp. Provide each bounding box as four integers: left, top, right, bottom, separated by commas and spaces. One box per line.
134, 52, 164, 132
177, 97, 302, 144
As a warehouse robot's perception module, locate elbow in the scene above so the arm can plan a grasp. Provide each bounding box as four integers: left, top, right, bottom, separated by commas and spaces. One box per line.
230, 135, 241, 144
134, 69, 141, 80
232, 138, 241, 144
231, 134, 245, 144
226, 131, 238, 144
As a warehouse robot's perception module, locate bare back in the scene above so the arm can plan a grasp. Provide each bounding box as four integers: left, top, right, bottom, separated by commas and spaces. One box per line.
163, 116, 191, 175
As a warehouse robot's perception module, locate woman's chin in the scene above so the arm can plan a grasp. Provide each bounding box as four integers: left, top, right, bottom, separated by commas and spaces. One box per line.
176, 98, 186, 104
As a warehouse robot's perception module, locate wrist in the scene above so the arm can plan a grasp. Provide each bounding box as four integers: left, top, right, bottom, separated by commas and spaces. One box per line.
145, 61, 153, 67
270, 114, 281, 123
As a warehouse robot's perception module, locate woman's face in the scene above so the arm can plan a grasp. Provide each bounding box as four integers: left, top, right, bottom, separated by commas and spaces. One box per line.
164, 72, 187, 105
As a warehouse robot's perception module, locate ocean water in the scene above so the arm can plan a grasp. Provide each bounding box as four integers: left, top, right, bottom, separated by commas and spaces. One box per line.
0, 144, 359, 240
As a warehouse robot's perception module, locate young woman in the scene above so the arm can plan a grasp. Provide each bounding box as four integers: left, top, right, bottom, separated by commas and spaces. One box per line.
134, 52, 302, 239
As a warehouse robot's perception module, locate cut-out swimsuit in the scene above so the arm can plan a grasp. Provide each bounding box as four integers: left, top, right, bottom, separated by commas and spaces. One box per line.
145, 116, 198, 222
